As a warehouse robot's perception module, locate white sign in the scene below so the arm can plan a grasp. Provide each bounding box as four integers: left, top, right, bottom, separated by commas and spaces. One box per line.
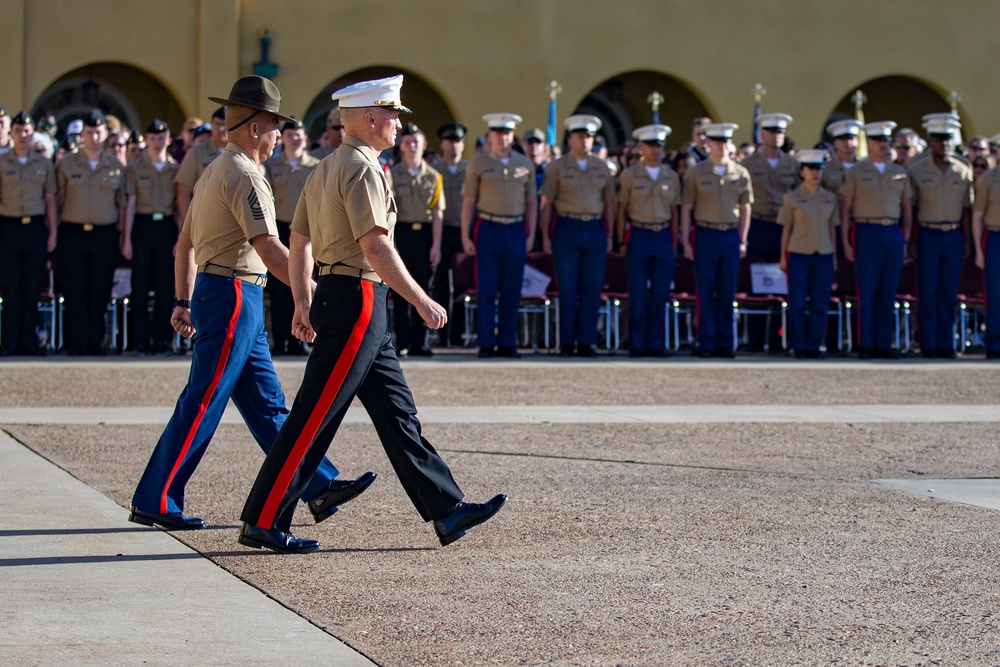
521, 264, 552, 297
750, 263, 787, 295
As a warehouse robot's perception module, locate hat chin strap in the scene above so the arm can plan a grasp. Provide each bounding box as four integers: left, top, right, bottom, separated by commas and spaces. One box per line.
227, 109, 261, 133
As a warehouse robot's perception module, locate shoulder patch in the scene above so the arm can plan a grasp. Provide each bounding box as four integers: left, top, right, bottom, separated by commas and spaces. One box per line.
247, 188, 266, 221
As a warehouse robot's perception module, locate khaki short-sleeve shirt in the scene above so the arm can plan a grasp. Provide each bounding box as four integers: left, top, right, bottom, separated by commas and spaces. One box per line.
842, 159, 912, 219
743, 150, 801, 220
974, 167, 1000, 230
777, 185, 839, 255
181, 143, 276, 274
174, 140, 225, 189
390, 160, 444, 223
682, 159, 753, 225
440, 160, 467, 228
462, 152, 536, 217
291, 135, 396, 279
617, 161, 680, 223
0, 150, 56, 217
906, 155, 973, 224
56, 151, 126, 224
265, 151, 320, 222
820, 156, 855, 196
125, 153, 179, 215
539, 154, 615, 217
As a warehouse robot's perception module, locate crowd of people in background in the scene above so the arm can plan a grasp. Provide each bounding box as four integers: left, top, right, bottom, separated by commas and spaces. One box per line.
2, 99, 999, 360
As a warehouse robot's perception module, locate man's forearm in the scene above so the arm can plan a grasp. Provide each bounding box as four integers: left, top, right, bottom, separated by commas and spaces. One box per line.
361, 230, 428, 307
175, 232, 196, 300
288, 231, 314, 309
250, 234, 291, 286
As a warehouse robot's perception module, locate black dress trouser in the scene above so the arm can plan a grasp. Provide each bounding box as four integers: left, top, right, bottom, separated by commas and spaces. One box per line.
130, 214, 178, 352
57, 222, 119, 353
241, 275, 464, 533
0, 216, 47, 352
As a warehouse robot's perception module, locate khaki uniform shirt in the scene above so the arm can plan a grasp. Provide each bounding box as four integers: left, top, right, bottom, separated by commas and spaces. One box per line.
906, 155, 973, 224
777, 185, 839, 255
389, 160, 444, 223
125, 153, 179, 215
539, 154, 615, 217
0, 150, 56, 217
440, 160, 467, 228
462, 152, 537, 217
291, 135, 396, 279
842, 159, 912, 219
175, 140, 226, 189
181, 143, 276, 275
973, 167, 1000, 230
617, 162, 681, 223
682, 159, 753, 225
820, 156, 857, 196
57, 151, 126, 224
743, 151, 801, 220
265, 151, 320, 222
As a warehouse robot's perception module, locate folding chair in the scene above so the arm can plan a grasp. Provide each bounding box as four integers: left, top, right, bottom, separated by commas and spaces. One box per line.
601, 252, 628, 352
956, 256, 985, 354
449, 252, 477, 346
734, 256, 784, 352
666, 256, 697, 351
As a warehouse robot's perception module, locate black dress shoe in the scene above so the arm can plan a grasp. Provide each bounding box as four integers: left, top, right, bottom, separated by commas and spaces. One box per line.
238, 523, 320, 554
574, 345, 597, 358
693, 348, 713, 358
477, 345, 496, 358
433, 494, 507, 546
559, 344, 576, 357
644, 349, 669, 358
857, 348, 872, 360
307, 471, 377, 523
496, 346, 521, 358
627, 348, 644, 358
805, 350, 826, 360
988, 351, 1000, 360
937, 349, 956, 359
712, 347, 736, 359
407, 347, 434, 357
129, 506, 205, 531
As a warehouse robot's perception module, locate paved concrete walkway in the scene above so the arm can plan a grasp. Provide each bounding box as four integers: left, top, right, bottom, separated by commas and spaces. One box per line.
0, 430, 375, 667
2, 403, 1000, 425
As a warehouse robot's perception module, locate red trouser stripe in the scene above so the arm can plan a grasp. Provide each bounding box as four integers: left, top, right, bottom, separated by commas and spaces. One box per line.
159, 279, 243, 513
256, 280, 374, 528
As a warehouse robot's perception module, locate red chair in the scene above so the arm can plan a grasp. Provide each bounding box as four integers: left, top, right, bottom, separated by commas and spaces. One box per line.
734, 256, 783, 352
666, 256, 698, 351
449, 252, 477, 346
601, 253, 628, 351
956, 256, 985, 354
895, 258, 917, 352
522, 251, 557, 351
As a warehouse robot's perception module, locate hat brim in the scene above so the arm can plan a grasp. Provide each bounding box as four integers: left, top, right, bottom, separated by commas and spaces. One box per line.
207, 96, 296, 124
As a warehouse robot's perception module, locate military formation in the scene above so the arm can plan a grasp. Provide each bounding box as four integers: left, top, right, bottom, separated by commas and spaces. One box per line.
1, 88, 998, 360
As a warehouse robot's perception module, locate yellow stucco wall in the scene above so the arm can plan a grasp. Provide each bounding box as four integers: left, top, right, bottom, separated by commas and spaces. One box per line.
2, 0, 997, 150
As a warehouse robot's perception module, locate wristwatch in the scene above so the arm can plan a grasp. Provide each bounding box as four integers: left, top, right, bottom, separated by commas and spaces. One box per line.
173, 299, 191, 308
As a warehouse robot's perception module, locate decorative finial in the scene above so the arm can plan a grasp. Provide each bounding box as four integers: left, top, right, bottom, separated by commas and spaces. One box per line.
549, 81, 562, 100
752, 83, 767, 104
946, 90, 961, 112
851, 89, 867, 111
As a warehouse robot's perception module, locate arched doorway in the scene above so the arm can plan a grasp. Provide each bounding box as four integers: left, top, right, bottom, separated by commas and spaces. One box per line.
823, 75, 961, 144
572, 71, 712, 153
304, 66, 454, 152
31, 62, 185, 139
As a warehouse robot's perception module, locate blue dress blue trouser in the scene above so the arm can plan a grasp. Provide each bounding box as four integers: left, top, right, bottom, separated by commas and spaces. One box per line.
915, 227, 962, 353
132, 273, 338, 515
853, 223, 905, 351
626, 227, 675, 351
552, 217, 607, 347
786, 252, 834, 353
984, 231, 1000, 353
694, 226, 739, 352
474, 218, 526, 349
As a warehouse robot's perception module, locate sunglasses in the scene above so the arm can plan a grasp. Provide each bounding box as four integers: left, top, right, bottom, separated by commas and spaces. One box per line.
974, 162, 989, 169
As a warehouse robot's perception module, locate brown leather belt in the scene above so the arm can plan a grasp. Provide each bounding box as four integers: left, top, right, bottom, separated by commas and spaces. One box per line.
855, 217, 900, 226
198, 264, 267, 287
630, 220, 671, 232
318, 264, 381, 282
696, 221, 737, 231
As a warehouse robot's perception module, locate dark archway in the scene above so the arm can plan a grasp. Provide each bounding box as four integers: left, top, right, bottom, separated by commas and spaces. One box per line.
824, 75, 960, 144
304, 66, 454, 150
572, 71, 712, 153
31, 62, 185, 140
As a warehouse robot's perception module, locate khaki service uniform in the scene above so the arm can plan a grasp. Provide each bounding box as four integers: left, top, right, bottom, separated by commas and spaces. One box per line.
743, 150, 800, 260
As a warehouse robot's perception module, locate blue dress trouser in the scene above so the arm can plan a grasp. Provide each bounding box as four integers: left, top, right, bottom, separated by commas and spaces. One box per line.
552, 217, 607, 347
786, 252, 834, 353
474, 218, 526, 349
625, 227, 675, 351
132, 273, 338, 515
853, 223, 905, 351
915, 227, 962, 353
983, 230, 1000, 353
694, 226, 739, 352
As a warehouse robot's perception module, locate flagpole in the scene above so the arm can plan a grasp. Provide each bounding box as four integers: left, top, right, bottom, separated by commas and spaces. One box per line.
853, 89, 868, 159
646, 91, 663, 125
547, 81, 561, 147
752, 83, 766, 145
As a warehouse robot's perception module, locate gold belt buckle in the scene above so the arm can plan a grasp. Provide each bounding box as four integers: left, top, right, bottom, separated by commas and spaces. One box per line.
412, 223, 423, 231
83, 223, 94, 232
21, 216, 31, 224
152, 212, 164, 221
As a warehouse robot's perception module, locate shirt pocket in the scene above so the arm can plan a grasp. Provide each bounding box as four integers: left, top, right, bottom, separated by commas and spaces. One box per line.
657, 182, 678, 207
100, 173, 122, 191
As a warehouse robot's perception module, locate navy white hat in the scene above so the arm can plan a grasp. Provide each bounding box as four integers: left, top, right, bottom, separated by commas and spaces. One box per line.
482, 113, 522, 131
757, 112, 793, 131
826, 119, 864, 139
332, 75, 412, 113
632, 124, 672, 144
864, 121, 897, 138
564, 114, 602, 135
797, 149, 830, 166
703, 123, 739, 141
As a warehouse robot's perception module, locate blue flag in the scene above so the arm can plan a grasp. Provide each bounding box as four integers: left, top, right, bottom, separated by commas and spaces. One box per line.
753, 99, 762, 145
546, 94, 557, 146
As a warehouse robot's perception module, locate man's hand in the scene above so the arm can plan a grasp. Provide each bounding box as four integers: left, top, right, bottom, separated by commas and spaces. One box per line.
430, 244, 441, 268
171, 306, 195, 338
462, 236, 476, 255
121, 236, 132, 261
416, 296, 447, 329
291, 306, 316, 342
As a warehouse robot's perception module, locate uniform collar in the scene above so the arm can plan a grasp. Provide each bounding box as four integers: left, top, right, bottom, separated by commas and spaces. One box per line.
341, 134, 382, 167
